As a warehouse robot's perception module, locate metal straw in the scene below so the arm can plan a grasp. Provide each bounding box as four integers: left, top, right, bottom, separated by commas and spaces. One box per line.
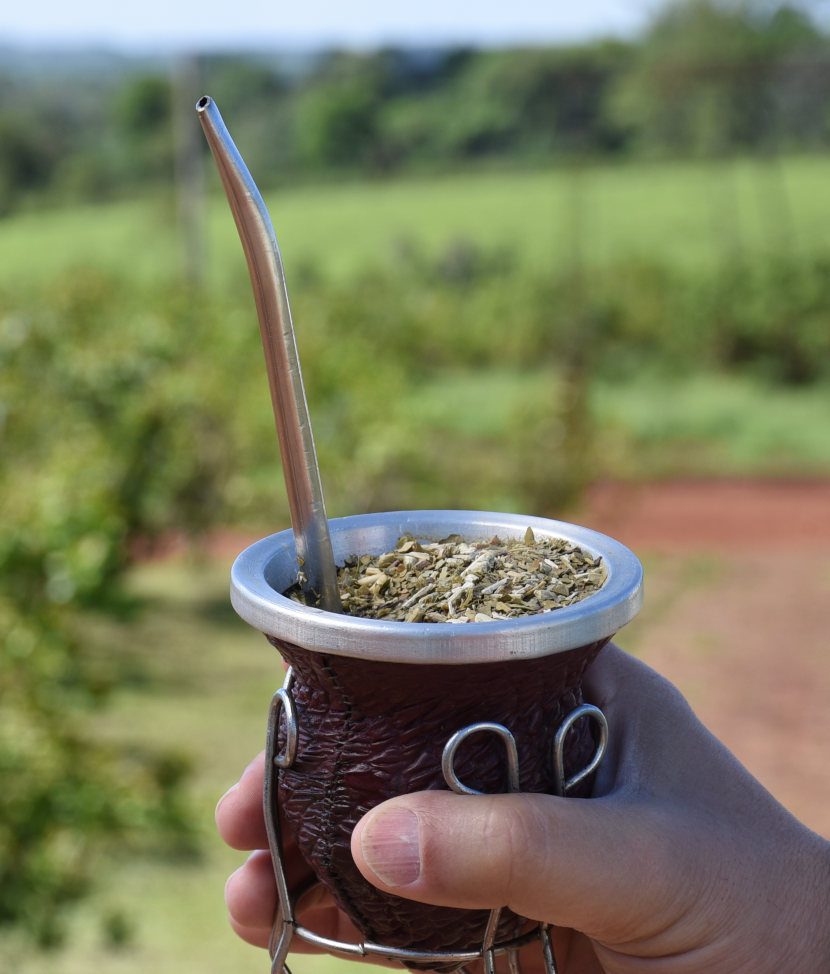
196, 95, 342, 613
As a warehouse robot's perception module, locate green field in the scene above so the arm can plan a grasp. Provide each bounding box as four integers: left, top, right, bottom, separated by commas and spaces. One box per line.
4, 151, 830, 499
3, 154, 830, 289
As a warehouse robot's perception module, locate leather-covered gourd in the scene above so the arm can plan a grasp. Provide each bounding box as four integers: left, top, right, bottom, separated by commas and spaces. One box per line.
270, 636, 608, 969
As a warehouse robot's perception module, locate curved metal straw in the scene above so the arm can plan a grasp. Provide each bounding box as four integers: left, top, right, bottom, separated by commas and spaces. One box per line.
196, 95, 341, 612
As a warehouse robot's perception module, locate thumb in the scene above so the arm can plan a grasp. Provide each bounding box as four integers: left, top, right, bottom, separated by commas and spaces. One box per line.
351, 790, 688, 948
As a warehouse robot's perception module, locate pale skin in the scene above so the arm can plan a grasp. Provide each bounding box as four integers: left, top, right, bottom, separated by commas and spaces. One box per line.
216, 645, 830, 973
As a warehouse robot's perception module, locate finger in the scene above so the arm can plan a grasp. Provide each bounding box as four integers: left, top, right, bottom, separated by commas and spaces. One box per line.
224, 851, 387, 959
225, 850, 275, 947
224, 835, 317, 929
216, 751, 269, 850
224, 848, 316, 943
351, 789, 696, 950
229, 918, 272, 950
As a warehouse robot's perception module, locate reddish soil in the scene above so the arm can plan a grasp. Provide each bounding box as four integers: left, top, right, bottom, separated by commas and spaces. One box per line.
574, 478, 830, 553
572, 479, 830, 839
194, 478, 830, 838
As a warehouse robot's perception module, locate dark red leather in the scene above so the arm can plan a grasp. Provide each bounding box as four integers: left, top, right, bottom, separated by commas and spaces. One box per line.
268, 637, 608, 969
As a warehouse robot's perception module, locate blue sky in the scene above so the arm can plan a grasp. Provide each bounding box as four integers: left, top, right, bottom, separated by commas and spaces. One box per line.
0, 0, 659, 51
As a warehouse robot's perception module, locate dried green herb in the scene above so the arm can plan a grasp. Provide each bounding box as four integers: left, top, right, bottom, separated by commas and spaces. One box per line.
291, 528, 607, 623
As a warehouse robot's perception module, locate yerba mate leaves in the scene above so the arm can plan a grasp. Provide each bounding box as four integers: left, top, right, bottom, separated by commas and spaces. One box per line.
291, 529, 607, 623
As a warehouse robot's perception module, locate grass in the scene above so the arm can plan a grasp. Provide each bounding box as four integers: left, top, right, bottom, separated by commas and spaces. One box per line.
4, 154, 830, 289
397, 367, 830, 482
591, 372, 830, 478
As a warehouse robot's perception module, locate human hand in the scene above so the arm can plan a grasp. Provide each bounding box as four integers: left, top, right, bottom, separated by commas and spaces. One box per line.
351, 644, 830, 972
218, 645, 830, 973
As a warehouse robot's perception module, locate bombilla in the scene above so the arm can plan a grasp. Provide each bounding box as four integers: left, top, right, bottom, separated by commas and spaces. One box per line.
196, 95, 342, 613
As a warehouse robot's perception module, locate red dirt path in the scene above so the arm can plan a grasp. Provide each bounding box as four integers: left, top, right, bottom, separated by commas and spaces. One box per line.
201, 479, 830, 838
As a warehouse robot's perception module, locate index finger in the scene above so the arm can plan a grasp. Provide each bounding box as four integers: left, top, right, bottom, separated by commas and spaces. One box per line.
216, 750, 270, 850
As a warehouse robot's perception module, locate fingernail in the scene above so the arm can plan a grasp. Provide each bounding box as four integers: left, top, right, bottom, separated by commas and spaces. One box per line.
360, 808, 421, 888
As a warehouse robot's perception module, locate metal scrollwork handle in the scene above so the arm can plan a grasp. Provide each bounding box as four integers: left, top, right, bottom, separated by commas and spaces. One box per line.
552, 703, 608, 797
269, 671, 298, 770
441, 722, 521, 796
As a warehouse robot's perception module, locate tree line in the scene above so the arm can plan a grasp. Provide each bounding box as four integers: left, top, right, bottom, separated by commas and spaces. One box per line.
2, 0, 830, 215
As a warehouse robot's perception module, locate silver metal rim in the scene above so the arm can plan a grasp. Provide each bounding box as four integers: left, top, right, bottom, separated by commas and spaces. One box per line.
230, 509, 643, 664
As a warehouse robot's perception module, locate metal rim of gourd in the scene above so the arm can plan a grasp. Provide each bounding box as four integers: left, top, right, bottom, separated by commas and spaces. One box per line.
231, 509, 644, 664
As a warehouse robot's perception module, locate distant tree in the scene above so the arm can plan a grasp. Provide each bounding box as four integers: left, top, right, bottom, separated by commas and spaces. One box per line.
379, 44, 631, 166
608, 0, 827, 155
112, 75, 174, 184
201, 56, 288, 107
294, 52, 385, 170
761, 5, 830, 147
0, 112, 50, 213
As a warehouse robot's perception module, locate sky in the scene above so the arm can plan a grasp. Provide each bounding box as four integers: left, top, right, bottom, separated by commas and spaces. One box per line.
0, 0, 660, 52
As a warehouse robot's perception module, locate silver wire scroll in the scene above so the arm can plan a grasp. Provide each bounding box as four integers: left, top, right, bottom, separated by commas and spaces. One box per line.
263, 668, 608, 974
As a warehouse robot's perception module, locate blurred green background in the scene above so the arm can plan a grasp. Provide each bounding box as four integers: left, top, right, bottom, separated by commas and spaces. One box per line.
2, 0, 830, 970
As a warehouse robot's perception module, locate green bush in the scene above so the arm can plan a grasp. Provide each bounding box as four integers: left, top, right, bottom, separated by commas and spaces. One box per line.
0, 272, 218, 946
